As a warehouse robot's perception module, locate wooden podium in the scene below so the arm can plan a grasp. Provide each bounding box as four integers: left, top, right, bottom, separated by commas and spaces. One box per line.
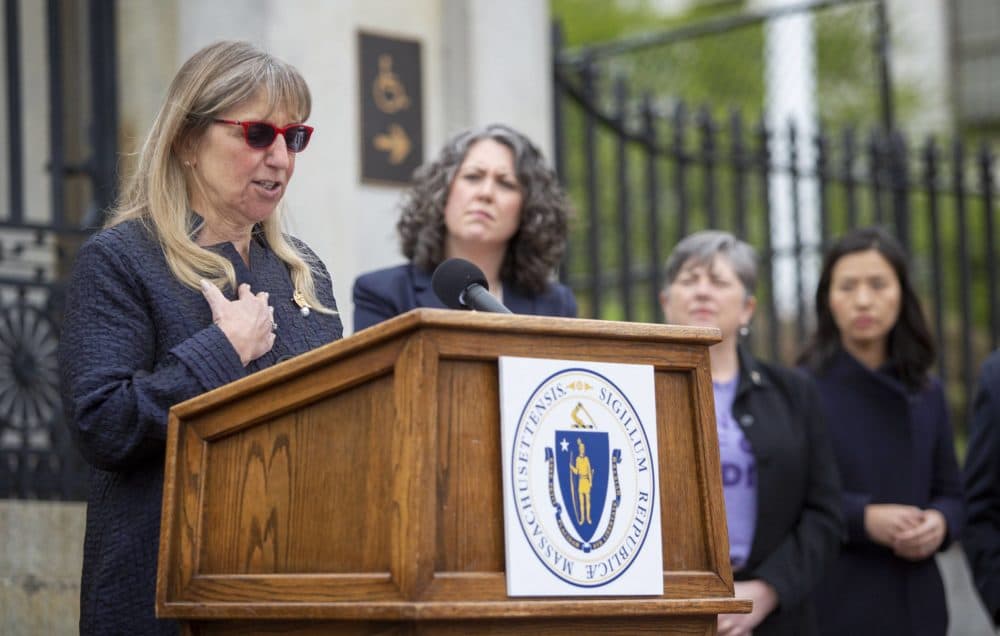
157, 309, 750, 634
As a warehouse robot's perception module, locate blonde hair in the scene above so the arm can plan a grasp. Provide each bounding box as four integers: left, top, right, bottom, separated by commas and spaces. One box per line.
107, 40, 333, 314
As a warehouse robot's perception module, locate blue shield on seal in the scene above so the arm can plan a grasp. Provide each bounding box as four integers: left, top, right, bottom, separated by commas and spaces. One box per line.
555, 430, 610, 543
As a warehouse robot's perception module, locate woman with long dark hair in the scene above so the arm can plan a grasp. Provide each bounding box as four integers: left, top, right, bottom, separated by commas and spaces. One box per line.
800, 226, 963, 636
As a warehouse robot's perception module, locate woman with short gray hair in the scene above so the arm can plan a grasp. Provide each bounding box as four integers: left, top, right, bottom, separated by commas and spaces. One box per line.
352, 123, 576, 331
660, 230, 842, 636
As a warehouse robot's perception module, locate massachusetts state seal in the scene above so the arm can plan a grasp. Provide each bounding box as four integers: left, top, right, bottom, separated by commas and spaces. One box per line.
509, 367, 658, 588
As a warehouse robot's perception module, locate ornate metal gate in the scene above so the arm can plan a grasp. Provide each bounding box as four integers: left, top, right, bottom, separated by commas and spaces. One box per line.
1, 0, 117, 499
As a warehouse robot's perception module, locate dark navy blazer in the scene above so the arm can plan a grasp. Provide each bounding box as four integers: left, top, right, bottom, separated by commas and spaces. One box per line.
964, 350, 1000, 626
351, 262, 578, 332
807, 349, 964, 636
59, 220, 343, 635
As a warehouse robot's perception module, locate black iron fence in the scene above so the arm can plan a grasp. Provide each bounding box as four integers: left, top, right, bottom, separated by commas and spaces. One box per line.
553, 37, 997, 439
1, 0, 116, 499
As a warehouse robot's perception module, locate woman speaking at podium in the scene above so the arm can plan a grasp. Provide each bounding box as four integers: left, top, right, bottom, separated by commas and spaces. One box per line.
660, 230, 843, 636
352, 123, 576, 330
59, 41, 342, 635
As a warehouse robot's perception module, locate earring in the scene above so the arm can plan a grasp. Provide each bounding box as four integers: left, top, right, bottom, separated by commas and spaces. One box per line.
738, 324, 750, 337
293, 289, 312, 317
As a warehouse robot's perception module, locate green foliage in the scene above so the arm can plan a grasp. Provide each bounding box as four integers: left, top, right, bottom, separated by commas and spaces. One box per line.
551, 0, 913, 131
554, 0, 762, 121
551, 0, 674, 46
552, 0, 750, 48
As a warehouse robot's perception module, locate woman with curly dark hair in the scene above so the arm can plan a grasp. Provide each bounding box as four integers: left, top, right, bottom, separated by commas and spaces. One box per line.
352, 123, 576, 331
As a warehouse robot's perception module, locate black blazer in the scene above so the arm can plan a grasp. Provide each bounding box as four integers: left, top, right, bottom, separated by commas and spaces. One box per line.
729, 348, 844, 636
964, 350, 1000, 626
351, 262, 578, 332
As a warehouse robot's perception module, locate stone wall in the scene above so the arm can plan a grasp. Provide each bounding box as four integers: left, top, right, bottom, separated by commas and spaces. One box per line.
1, 500, 85, 635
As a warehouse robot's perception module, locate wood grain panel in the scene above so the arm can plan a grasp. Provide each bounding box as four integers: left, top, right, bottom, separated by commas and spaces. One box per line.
180, 573, 400, 604
431, 330, 708, 368
690, 357, 732, 585
171, 594, 749, 621
390, 334, 439, 599
421, 571, 729, 602
435, 359, 505, 573
187, 339, 404, 441
158, 420, 205, 601
657, 368, 711, 573
198, 375, 395, 574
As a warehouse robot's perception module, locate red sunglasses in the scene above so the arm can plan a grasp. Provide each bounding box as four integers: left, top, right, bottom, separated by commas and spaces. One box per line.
213, 119, 314, 153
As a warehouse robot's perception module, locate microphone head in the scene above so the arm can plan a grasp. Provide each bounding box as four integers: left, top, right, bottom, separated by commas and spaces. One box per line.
432, 258, 488, 309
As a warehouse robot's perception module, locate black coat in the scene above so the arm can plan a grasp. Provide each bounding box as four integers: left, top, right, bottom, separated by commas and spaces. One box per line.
964, 350, 1000, 626
807, 349, 964, 636
351, 262, 577, 331
728, 349, 844, 636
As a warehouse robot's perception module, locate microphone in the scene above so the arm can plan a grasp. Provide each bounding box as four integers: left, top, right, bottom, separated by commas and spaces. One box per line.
431, 258, 512, 314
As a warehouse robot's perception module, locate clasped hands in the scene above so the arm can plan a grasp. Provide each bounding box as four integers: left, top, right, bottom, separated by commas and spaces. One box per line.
717, 579, 778, 636
201, 280, 275, 366
864, 503, 947, 561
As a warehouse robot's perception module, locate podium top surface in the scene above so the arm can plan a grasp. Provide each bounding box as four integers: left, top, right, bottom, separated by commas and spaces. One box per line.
171, 308, 721, 419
